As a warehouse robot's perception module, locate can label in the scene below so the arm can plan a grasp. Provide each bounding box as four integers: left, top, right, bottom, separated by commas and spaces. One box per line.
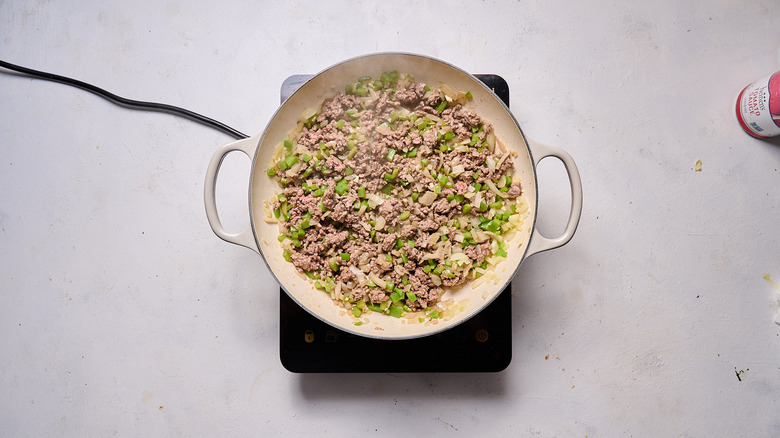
736, 72, 780, 138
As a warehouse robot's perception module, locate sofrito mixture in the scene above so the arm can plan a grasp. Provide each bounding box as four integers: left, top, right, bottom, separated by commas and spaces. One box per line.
265, 71, 527, 324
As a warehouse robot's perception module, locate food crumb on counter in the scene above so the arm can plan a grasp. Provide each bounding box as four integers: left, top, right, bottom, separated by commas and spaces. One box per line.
764, 273, 780, 291
765, 274, 780, 325
694, 159, 702, 171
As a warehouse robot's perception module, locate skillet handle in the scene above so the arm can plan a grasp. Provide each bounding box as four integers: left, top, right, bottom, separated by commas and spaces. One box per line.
525, 140, 583, 257
204, 135, 261, 254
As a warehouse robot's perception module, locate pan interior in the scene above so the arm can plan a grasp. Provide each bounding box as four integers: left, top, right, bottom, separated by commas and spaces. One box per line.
249, 53, 536, 339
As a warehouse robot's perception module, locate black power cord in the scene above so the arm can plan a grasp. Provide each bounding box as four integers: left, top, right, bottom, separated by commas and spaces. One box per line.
0, 59, 249, 140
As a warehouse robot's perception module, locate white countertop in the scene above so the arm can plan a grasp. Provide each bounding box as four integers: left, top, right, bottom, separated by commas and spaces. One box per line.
2, 1, 779, 436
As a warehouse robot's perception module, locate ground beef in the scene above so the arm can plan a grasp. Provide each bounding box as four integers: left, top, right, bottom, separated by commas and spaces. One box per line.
418, 219, 438, 232
353, 154, 385, 181
409, 268, 433, 295
297, 127, 323, 148
399, 224, 416, 239
459, 109, 482, 127
443, 271, 469, 287
349, 286, 366, 302
407, 268, 442, 309
422, 129, 437, 147
497, 154, 514, 174
409, 130, 422, 146
377, 198, 404, 222
290, 252, 320, 272
319, 97, 345, 121
323, 230, 349, 249
325, 155, 346, 175
368, 288, 389, 304
443, 104, 484, 141
463, 241, 492, 265
506, 181, 522, 198
338, 265, 358, 284
267, 72, 526, 316
318, 93, 360, 121
373, 92, 397, 118
358, 110, 377, 137
300, 231, 325, 255
458, 170, 474, 182
423, 92, 440, 107
330, 195, 356, 224
414, 232, 430, 249
405, 247, 423, 263
432, 198, 452, 215
394, 83, 426, 106
380, 233, 396, 252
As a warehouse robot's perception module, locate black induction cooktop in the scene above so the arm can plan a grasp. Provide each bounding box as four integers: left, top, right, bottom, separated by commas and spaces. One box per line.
278, 73, 512, 373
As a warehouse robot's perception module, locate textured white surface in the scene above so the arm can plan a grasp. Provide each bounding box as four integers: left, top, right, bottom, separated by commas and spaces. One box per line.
1, 1, 779, 436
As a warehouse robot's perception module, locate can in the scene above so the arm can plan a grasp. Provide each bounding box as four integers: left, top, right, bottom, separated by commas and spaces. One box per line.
736, 71, 780, 138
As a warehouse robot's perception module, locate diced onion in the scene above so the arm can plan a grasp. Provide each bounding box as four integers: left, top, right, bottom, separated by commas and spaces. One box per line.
376, 125, 393, 136
486, 132, 496, 151
495, 138, 507, 153
440, 84, 458, 102
394, 264, 409, 276
426, 113, 442, 123
418, 191, 438, 206
473, 191, 483, 208
449, 252, 471, 266
486, 156, 496, 172
287, 162, 303, 176
515, 197, 529, 215
375, 216, 386, 231
262, 201, 278, 224
368, 194, 385, 208
486, 255, 502, 266
485, 179, 508, 199
300, 107, 318, 121
368, 272, 386, 289
495, 151, 510, 171
422, 252, 439, 261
